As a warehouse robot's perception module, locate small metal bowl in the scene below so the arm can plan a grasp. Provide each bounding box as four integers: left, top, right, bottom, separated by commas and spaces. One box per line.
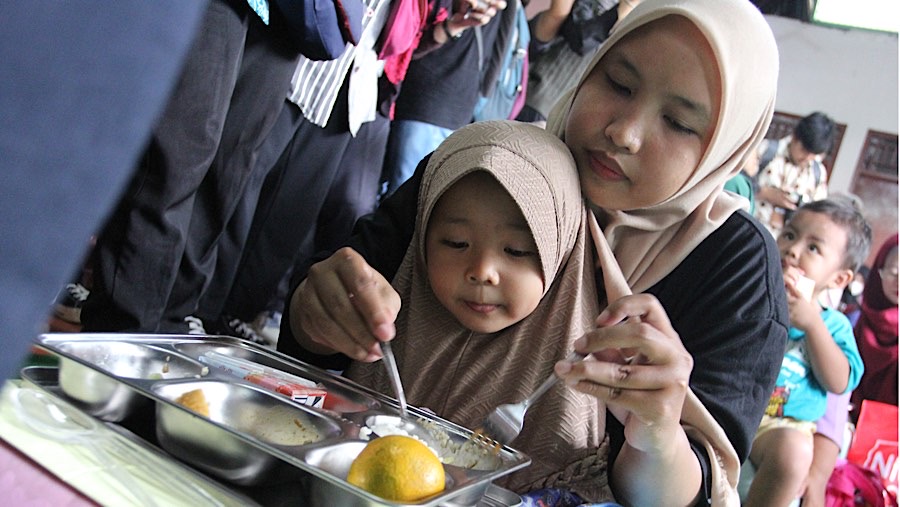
153, 380, 342, 485
56, 340, 207, 421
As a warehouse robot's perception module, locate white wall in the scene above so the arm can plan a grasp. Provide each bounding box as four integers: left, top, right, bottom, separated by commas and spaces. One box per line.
764, 15, 898, 194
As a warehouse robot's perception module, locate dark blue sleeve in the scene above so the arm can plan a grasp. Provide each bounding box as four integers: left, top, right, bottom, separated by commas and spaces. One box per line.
0, 1, 204, 379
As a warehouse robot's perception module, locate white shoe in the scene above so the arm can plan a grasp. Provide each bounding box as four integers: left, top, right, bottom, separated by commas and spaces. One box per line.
251, 311, 281, 346
53, 282, 90, 324
184, 315, 207, 335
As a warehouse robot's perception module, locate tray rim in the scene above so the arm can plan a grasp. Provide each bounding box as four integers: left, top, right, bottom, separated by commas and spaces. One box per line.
16, 364, 263, 507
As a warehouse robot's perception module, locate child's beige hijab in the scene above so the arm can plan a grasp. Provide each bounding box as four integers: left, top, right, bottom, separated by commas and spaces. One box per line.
345, 120, 612, 498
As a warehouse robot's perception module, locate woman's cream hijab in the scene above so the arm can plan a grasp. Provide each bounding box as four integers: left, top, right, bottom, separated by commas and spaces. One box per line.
545, 0, 778, 504
547, 0, 779, 295
345, 120, 612, 498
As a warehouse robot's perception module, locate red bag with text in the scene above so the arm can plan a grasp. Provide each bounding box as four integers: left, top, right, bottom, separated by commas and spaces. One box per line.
848, 400, 899, 498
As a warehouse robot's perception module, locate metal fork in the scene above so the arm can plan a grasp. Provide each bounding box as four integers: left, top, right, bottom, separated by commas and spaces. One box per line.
478, 352, 586, 445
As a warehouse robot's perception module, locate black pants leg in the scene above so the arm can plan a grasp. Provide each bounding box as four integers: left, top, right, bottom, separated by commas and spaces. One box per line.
82, 0, 249, 332
221, 77, 387, 322
195, 100, 302, 323
159, 7, 300, 331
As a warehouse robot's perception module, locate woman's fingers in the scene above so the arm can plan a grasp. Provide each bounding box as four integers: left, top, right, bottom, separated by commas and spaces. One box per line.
455, 0, 506, 25
595, 294, 676, 337
295, 248, 400, 361
560, 354, 691, 397
566, 296, 680, 368
559, 321, 692, 393
554, 294, 692, 449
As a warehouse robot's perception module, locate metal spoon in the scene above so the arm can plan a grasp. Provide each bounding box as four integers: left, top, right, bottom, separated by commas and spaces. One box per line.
380, 341, 408, 418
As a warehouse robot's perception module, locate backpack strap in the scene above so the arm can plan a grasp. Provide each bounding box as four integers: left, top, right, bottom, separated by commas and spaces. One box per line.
477, 0, 518, 96
474, 26, 483, 73
758, 138, 779, 173
811, 159, 823, 188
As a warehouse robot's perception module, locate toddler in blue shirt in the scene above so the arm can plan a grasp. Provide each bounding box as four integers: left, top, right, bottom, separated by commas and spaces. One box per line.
745, 198, 870, 507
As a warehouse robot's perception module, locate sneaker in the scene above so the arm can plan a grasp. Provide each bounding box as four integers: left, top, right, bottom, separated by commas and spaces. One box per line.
184, 315, 207, 335
251, 311, 281, 346
53, 283, 90, 324
221, 316, 271, 347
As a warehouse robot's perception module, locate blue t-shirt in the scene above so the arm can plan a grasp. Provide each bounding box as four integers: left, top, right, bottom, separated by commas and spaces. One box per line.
766, 307, 864, 422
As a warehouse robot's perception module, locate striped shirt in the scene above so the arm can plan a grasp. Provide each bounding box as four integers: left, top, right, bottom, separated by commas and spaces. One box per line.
287, 0, 390, 130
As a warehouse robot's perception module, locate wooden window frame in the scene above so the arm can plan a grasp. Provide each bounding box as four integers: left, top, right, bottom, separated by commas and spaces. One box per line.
853, 129, 898, 185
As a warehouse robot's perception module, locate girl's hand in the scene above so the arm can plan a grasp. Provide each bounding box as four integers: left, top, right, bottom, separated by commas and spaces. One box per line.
289, 247, 401, 362
554, 294, 693, 453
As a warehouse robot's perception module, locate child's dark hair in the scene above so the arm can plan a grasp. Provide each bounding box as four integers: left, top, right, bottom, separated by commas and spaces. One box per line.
794, 198, 872, 272
794, 112, 836, 155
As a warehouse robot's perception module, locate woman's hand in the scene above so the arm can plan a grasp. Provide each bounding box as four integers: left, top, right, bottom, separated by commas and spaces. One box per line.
449, 0, 507, 29
532, 0, 574, 42
435, 0, 506, 44
546, 0, 577, 18
289, 247, 401, 362
757, 186, 798, 210
554, 294, 702, 505
555, 294, 692, 450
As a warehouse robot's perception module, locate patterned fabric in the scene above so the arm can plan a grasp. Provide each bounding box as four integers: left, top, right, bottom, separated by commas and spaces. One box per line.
770, 308, 863, 422
246, 0, 269, 24
287, 0, 390, 131
521, 488, 628, 507
753, 135, 829, 237
521, 488, 587, 507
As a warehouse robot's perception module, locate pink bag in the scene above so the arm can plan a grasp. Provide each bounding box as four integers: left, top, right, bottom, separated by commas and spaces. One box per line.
826, 459, 898, 507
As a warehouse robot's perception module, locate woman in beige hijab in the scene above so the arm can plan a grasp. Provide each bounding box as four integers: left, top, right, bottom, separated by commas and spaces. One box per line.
281, 0, 788, 505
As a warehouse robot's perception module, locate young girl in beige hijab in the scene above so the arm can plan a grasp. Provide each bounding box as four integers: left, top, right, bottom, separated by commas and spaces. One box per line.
345, 119, 608, 497
281, 0, 788, 505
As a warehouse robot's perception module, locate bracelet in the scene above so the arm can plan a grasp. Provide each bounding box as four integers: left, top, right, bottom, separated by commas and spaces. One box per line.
441, 19, 462, 41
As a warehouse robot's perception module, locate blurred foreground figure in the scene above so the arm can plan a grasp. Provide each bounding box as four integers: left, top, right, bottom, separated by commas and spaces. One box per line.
0, 1, 207, 378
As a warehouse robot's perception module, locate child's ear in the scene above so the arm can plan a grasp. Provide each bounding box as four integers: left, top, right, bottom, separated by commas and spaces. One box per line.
828, 268, 855, 290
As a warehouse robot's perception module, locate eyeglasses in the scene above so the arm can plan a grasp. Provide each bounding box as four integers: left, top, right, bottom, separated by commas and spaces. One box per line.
879, 268, 899, 282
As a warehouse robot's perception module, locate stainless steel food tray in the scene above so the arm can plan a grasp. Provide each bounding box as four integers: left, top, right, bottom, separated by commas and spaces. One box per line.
33, 333, 529, 507
17, 366, 261, 507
